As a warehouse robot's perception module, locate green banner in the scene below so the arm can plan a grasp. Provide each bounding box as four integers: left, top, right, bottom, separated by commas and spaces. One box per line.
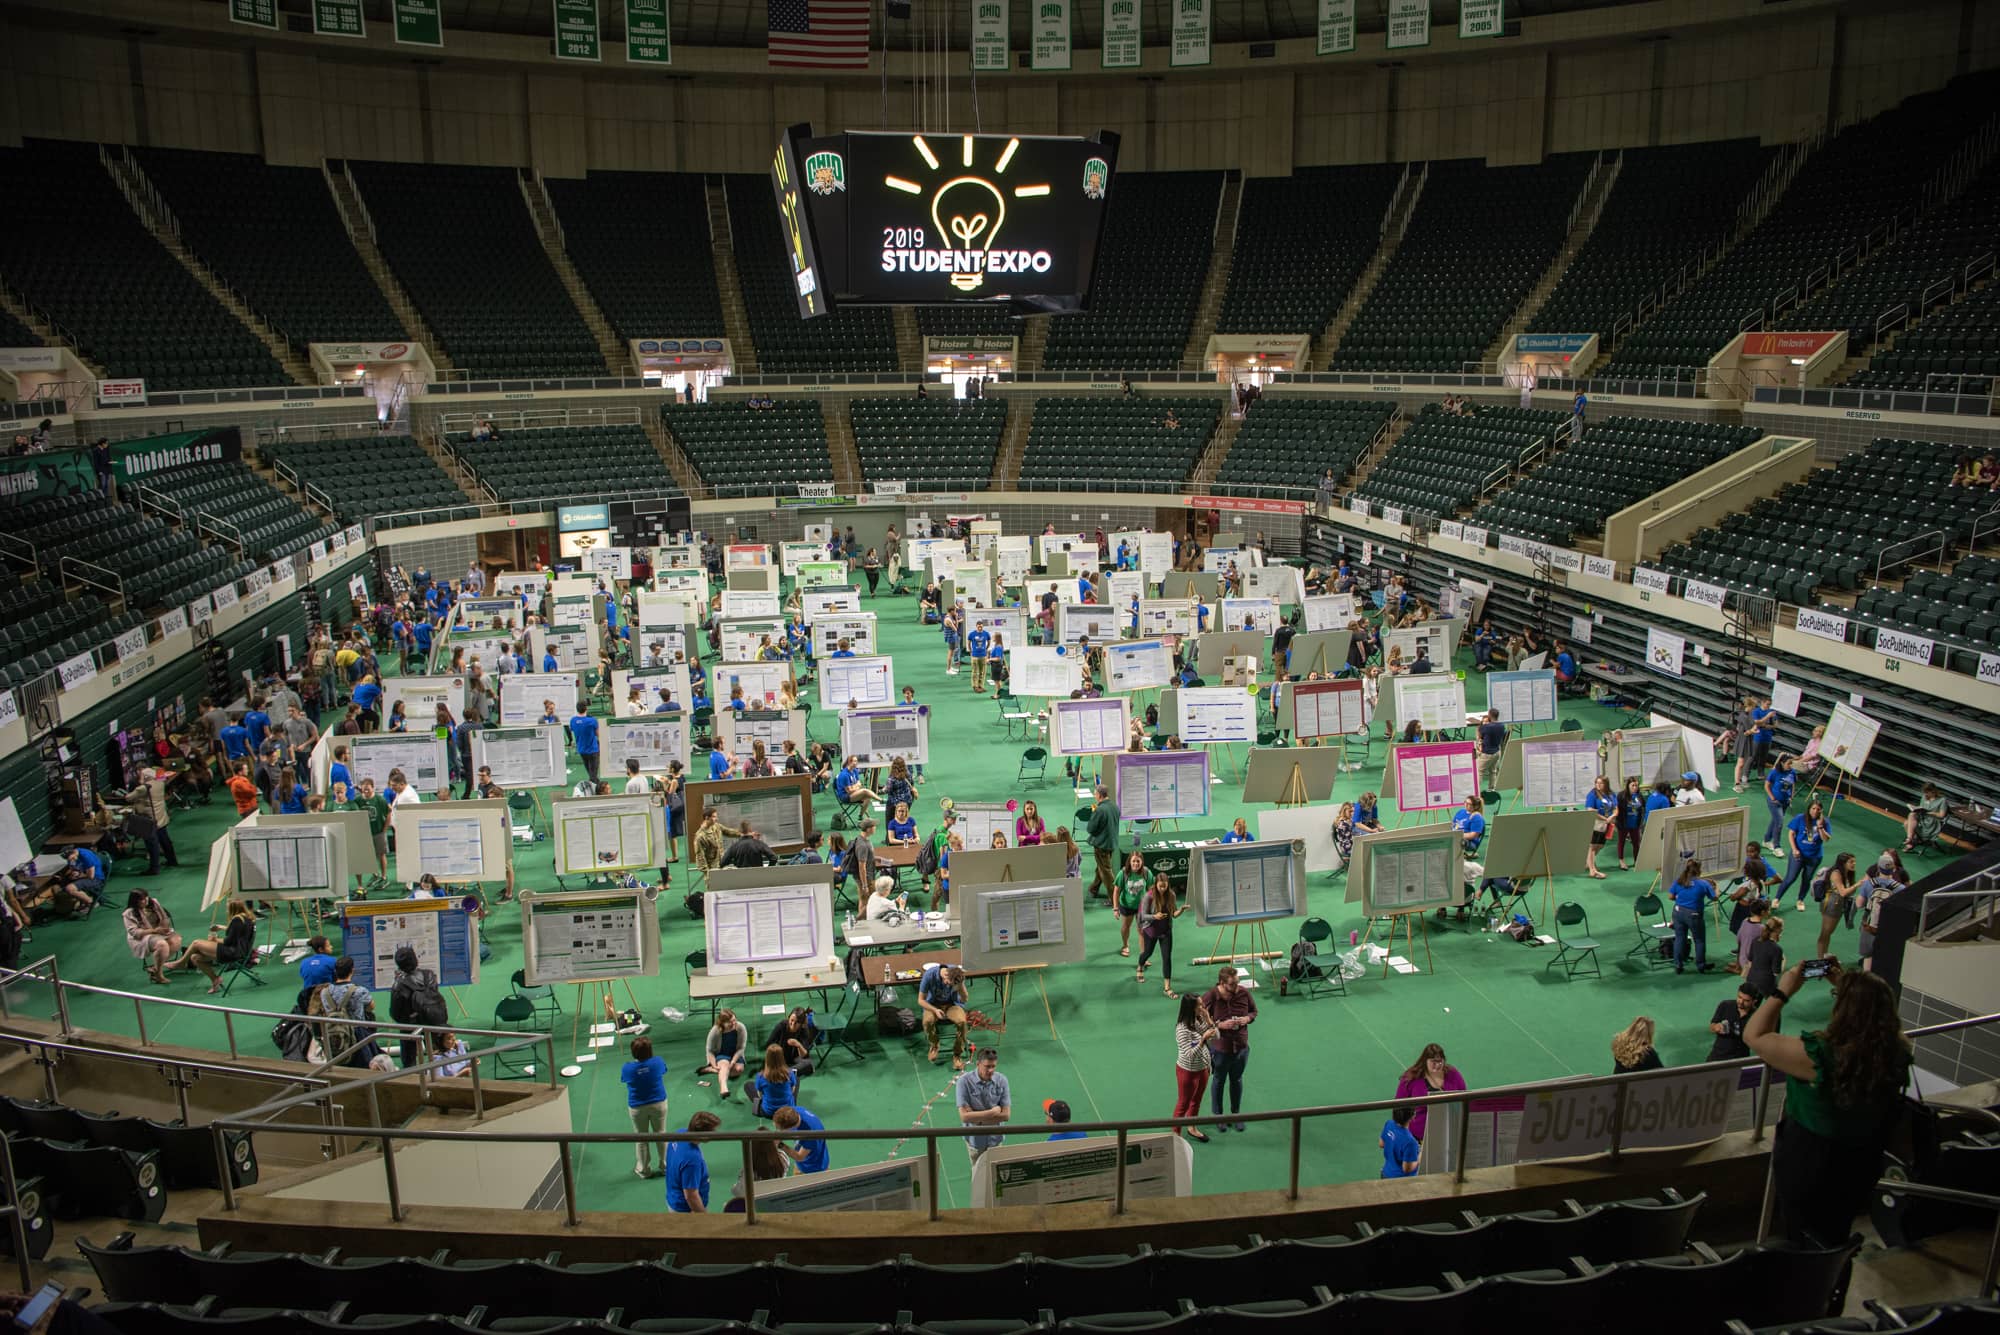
312, 0, 366, 38
1031, 0, 1071, 70
0, 452, 94, 506
1170, 0, 1210, 67
227, 0, 279, 30
1386, 0, 1431, 48
393, 0, 444, 46
1459, 0, 1503, 38
1317, 0, 1354, 54
970, 0, 1008, 71
553, 0, 602, 61
112, 428, 243, 484
1101, 0, 1139, 68
625, 0, 671, 63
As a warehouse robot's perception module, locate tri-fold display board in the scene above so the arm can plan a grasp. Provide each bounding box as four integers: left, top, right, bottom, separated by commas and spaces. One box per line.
1612, 725, 1688, 788
519, 885, 662, 987
499, 673, 581, 726
1301, 594, 1356, 631
1388, 675, 1468, 734
1284, 631, 1354, 679
549, 792, 671, 876
1189, 838, 1306, 926
1012, 646, 1081, 698
382, 676, 466, 727
207, 811, 377, 908
1485, 670, 1558, 726
391, 798, 511, 884
686, 773, 813, 854
340, 897, 482, 991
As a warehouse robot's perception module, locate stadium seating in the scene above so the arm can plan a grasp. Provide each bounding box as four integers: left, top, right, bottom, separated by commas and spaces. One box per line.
132, 148, 404, 356
1471, 417, 1762, 545
544, 171, 727, 344
914, 303, 1023, 339
134, 461, 340, 564
456, 425, 677, 506
0, 307, 42, 349
0, 1096, 258, 1192
1357, 405, 1568, 519
724, 175, 897, 374
1605, 74, 2000, 377
1018, 397, 1218, 489
661, 402, 832, 493
1331, 156, 1593, 374
0, 140, 288, 390
1214, 397, 1395, 492
1656, 436, 1998, 607
345, 161, 607, 380
1851, 284, 2000, 397
1216, 165, 1404, 336
1530, 141, 1776, 344
1851, 552, 2000, 652
850, 398, 1007, 491
1042, 173, 1224, 371
2, 491, 243, 622
261, 436, 475, 528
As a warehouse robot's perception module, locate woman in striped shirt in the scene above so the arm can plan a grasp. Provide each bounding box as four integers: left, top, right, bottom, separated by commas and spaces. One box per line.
1173, 994, 1219, 1145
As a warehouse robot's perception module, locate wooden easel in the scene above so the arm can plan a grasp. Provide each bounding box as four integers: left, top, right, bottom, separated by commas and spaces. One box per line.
569, 976, 644, 1061
1497, 826, 1555, 926
1370, 910, 1432, 975
1274, 761, 1310, 809
1195, 918, 1282, 968
996, 963, 1058, 1038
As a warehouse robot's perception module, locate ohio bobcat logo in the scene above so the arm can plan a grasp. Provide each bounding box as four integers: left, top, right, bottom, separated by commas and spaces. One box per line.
805, 151, 845, 195
1083, 156, 1109, 200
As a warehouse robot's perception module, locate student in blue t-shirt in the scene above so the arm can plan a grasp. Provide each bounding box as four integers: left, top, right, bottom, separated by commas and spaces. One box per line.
1354, 792, 1382, 832
1381, 1105, 1420, 1178
620, 1036, 669, 1179
1221, 817, 1253, 844
568, 702, 601, 784
1669, 858, 1719, 972
277, 769, 308, 815
707, 746, 734, 781
328, 749, 353, 795
1776, 797, 1832, 909
219, 720, 251, 761
412, 621, 434, 655
1043, 1099, 1087, 1141
1644, 782, 1674, 824
774, 1105, 830, 1173
1451, 795, 1486, 856
752, 1048, 800, 1118
241, 702, 270, 753
664, 1111, 718, 1212
542, 650, 560, 673
1763, 755, 1796, 845
964, 623, 991, 692
1553, 641, 1578, 686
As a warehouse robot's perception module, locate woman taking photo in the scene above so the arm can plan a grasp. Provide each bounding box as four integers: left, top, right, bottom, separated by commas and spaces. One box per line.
1747, 965, 1911, 1245
1172, 994, 1218, 1144
1582, 776, 1616, 878
1014, 800, 1046, 846
124, 890, 181, 985
1610, 1016, 1662, 1073
1114, 851, 1148, 957
1392, 1044, 1466, 1143
1135, 871, 1183, 998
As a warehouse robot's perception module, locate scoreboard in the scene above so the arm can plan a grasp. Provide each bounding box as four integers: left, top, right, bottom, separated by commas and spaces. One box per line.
771, 126, 1119, 317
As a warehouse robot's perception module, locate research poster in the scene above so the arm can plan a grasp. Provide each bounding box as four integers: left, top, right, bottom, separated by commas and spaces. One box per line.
1486, 670, 1557, 726
1192, 839, 1302, 923
1394, 741, 1478, 812
553, 796, 658, 874
842, 705, 928, 766
600, 717, 690, 774
339, 898, 481, 991
1104, 639, 1173, 692
1176, 686, 1255, 744
1365, 834, 1460, 915
819, 655, 895, 710
523, 889, 655, 984
707, 883, 823, 966
346, 734, 449, 793
472, 725, 566, 789
979, 885, 1069, 952
1051, 697, 1130, 756
1520, 737, 1601, 808
1111, 750, 1211, 822
234, 827, 332, 893
1289, 678, 1366, 739
1822, 702, 1881, 777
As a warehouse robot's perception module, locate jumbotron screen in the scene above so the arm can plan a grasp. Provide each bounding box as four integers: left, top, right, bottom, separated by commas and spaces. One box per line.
772, 127, 1119, 316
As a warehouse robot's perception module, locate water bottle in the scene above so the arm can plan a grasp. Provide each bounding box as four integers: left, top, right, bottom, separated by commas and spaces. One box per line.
1487, 911, 1499, 933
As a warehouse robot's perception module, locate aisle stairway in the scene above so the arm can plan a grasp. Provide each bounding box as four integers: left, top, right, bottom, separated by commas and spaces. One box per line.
643, 414, 706, 494
1018, 315, 1050, 373
519, 170, 633, 376
1189, 412, 1243, 487
1180, 175, 1242, 371
706, 179, 759, 373
822, 400, 861, 491
323, 164, 451, 370
1482, 151, 1623, 364
892, 308, 922, 374
1314, 164, 1427, 370
990, 396, 1036, 488
0, 288, 101, 379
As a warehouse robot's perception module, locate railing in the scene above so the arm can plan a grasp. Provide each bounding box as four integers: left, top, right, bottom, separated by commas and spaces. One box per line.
1869, 1178, 2000, 1299
522, 168, 565, 252
0, 531, 36, 570
437, 405, 646, 435
1380, 162, 1411, 239
341, 162, 378, 245
1917, 867, 2000, 941
58, 555, 124, 604
1969, 506, 2000, 551
196, 510, 246, 555
305, 481, 338, 518
1874, 528, 1946, 585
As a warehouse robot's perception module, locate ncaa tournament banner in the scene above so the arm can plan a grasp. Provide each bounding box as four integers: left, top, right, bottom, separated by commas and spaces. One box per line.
392, 0, 444, 46
1317, 0, 1354, 53
1101, 0, 1139, 67
971, 0, 1008, 71
1459, 0, 1504, 39
1031, 0, 1072, 70
1386, 0, 1430, 48
1171, 0, 1211, 66
112, 427, 243, 484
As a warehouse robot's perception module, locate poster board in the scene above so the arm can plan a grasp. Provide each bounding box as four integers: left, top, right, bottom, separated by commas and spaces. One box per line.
1770, 680, 1803, 717
1058, 604, 1120, 645
970, 1133, 1193, 1209
1109, 750, 1211, 822
1301, 593, 1356, 632
961, 877, 1086, 970
382, 675, 466, 725
801, 586, 862, 620
1256, 806, 1342, 874
1104, 639, 1173, 692
349, 734, 450, 794
713, 661, 794, 710
1244, 564, 1305, 605
391, 799, 510, 884
1639, 802, 1750, 877
601, 716, 691, 775
533, 621, 596, 672
1485, 670, 1558, 726
233, 825, 334, 895
950, 842, 1070, 894
797, 560, 848, 588
1285, 631, 1353, 679
493, 570, 545, 600
471, 725, 567, 789
1219, 598, 1280, 635
1822, 702, 1881, 777
612, 666, 693, 717
755, 1155, 932, 1214
1482, 811, 1597, 879
1386, 740, 1479, 812
1161, 571, 1221, 602
584, 546, 633, 581
725, 543, 772, 571
1383, 619, 1463, 667
722, 589, 782, 619
1012, 646, 1079, 698
339, 897, 482, 991
518, 885, 663, 986
780, 541, 825, 576
943, 569, 995, 609
1050, 697, 1130, 756
1650, 712, 1720, 792
951, 802, 1017, 853
1240, 746, 1343, 805
0, 797, 31, 873
1347, 826, 1465, 916
966, 606, 1028, 651
1612, 724, 1686, 787
1505, 734, 1600, 807
718, 709, 804, 768
819, 655, 895, 710
1135, 600, 1197, 640
703, 871, 835, 973
1176, 686, 1255, 744
810, 613, 879, 658
1282, 678, 1367, 739
498, 673, 582, 726
203, 812, 377, 909
1191, 630, 1266, 678
1645, 627, 1686, 676
549, 792, 670, 875
686, 773, 813, 854
1388, 676, 1468, 733
717, 618, 785, 663
1189, 838, 1306, 926
841, 705, 929, 766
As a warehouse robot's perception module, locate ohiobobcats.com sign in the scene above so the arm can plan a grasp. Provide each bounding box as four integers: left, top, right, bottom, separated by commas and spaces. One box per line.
112, 427, 243, 483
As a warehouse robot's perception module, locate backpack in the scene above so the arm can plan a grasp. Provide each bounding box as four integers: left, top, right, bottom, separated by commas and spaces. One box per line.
390, 970, 448, 1028
1287, 940, 1326, 982
1810, 867, 1832, 903
915, 832, 941, 878
875, 1004, 919, 1036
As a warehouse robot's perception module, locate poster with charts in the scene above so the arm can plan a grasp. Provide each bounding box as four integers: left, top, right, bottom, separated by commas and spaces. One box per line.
382, 676, 466, 728
1051, 697, 1130, 756
1390, 676, 1467, 734
1191, 839, 1305, 925
722, 590, 782, 619
811, 614, 878, 658
979, 885, 1069, 952
349, 735, 449, 793
1219, 597, 1279, 635
994, 542, 1033, 584
1176, 686, 1256, 744
1302, 594, 1356, 632
1394, 740, 1478, 812
611, 665, 692, 717
1613, 725, 1685, 787
717, 618, 784, 663
1245, 565, 1305, 605
819, 655, 895, 710
552, 795, 659, 875
967, 607, 1027, 651
945, 566, 994, 608
714, 661, 792, 710
391, 801, 509, 884
1640, 802, 1749, 877
601, 717, 690, 774
1290, 678, 1367, 739
1364, 834, 1459, 916
720, 709, 801, 767
797, 561, 848, 588
1519, 737, 1601, 808
413, 815, 487, 879
1646, 627, 1686, 676
1105, 639, 1173, 692
499, 673, 581, 726
1059, 604, 1120, 645
707, 884, 822, 966
841, 705, 928, 766
234, 827, 332, 893
1137, 600, 1197, 638
1822, 702, 1881, 777
780, 541, 825, 576
1111, 750, 1211, 822
802, 587, 861, 620
1383, 619, 1461, 668
339, 898, 480, 991
1013, 646, 1081, 698
472, 725, 566, 789
691, 776, 812, 852
522, 888, 658, 985
1486, 670, 1558, 726
954, 801, 1016, 852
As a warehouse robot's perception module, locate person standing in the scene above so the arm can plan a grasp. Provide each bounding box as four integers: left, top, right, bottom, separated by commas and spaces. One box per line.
1669, 859, 1718, 974
966, 619, 991, 693
568, 699, 601, 785
1813, 850, 1860, 959
1745, 916, 1787, 996
954, 1047, 1011, 1165
1203, 965, 1257, 1133
1746, 965, 1911, 1245
620, 1036, 669, 1178
1582, 776, 1615, 879
1613, 777, 1646, 870
1381, 1105, 1421, 1178
1778, 796, 1832, 909
1571, 389, 1587, 441
772, 1105, 830, 1174
1085, 785, 1120, 900
1476, 709, 1506, 794
1763, 755, 1797, 847
1172, 994, 1217, 1144
1135, 871, 1182, 997
1393, 1044, 1465, 1144
665, 1110, 721, 1212
1114, 851, 1148, 957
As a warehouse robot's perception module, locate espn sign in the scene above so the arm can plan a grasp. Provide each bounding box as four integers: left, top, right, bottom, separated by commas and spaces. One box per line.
1794, 609, 1848, 644
97, 378, 146, 403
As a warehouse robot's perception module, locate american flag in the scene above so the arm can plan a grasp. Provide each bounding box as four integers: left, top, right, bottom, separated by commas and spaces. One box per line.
768, 0, 871, 68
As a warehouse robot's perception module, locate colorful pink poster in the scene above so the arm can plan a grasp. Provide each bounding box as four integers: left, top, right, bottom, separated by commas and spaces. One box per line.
1394, 740, 1479, 812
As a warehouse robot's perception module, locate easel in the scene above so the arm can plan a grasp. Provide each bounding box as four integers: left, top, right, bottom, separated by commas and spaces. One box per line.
569, 975, 645, 1061
1496, 826, 1554, 926
1275, 761, 1310, 809
1368, 910, 1432, 975
1195, 917, 1283, 968
994, 963, 1058, 1038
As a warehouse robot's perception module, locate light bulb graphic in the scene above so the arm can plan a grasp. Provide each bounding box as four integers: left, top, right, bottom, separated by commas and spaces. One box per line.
930, 175, 1007, 292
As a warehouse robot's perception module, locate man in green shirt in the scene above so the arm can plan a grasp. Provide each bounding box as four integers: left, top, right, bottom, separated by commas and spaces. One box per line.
349, 776, 393, 895
1085, 785, 1120, 899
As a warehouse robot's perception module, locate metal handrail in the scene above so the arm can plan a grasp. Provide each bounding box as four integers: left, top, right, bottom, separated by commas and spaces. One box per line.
1917, 873, 2000, 940
1874, 528, 1946, 585
203, 1007, 2000, 1227
1867, 1177, 2000, 1298
0, 531, 36, 569
58, 554, 124, 603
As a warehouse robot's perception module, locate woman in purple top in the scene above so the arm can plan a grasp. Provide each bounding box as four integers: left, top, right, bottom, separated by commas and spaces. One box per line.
1392, 1043, 1466, 1142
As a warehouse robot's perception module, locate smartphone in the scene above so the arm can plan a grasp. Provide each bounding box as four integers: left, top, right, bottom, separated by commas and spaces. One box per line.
13, 1281, 64, 1331
1801, 957, 1838, 980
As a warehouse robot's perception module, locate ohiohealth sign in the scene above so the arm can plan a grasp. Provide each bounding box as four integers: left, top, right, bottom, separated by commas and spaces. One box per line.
1515, 334, 1592, 356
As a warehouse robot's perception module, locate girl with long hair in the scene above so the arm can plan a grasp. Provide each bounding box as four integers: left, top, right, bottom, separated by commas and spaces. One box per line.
1582, 776, 1615, 878
123, 890, 181, 984
1173, 993, 1218, 1144
1136, 871, 1182, 997
1114, 851, 1147, 957
164, 898, 256, 994
1392, 1044, 1466, 1142
1610, 1016, 1662, 1073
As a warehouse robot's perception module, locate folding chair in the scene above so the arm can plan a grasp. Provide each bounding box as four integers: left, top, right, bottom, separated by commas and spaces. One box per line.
812, 979, 870, 1069
1287, 918, 1347, 998
491, 995, 541, 1079
510, 968, 563, 1025
218, 947, 266, 996
1544, 901, 1601, 979
1017, 746, 1049, 784
1628, 892, 1674, 967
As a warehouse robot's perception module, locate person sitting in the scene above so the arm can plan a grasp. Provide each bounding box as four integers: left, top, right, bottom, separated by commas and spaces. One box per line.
833, 757, 881, 812
700, 1008, 750, 1098
919, 962, 971, 1071
1903, 783, 1946, 852
750, 1044, 799, 1118
164, 898, 258, 994
1553, 640, 1580, 692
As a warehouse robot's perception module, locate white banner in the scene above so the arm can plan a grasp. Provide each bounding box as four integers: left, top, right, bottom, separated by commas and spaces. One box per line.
971, 0, 1008, 70
1461, 525, 1487, 548
1581, 554, 1617, 582
1459, 0, 1504, 38
796, 482, 835, 500
58, 653, 97, 691
1631, 567, 1671, 595
1031, 0, 1071, 69
114, 625, 148, 661
1793, 608, 1849, 644
1875, 626, 1935, 668
1317, 0, 1354, 53
1170, 0, 1211, 66
1681, 579, 1727, 612
1980, 652, 2000, 687
0, 689, 17, 732
1102, 0, 1139, 66
1385, 0, 1430, 47
1516, 1069, 1737, 1163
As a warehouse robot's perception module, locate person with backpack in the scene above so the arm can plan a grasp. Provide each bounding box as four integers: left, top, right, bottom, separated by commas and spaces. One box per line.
388, 945, 448, 1069
316, 955, 380, 1068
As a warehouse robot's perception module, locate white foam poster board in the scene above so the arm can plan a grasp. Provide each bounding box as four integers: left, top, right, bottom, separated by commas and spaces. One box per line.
1256, 806, 1342, 874
819, 655, 895, 710
519, 885, 663, 986
391, 800, 510, 883
550, 793, 669, 875
1104, 639, 1173, 692
1176, 686, 1255, 744
499, 673, 581, 725
1189, 838, 1306, 925
841, 705, 929, 766
1137, 600, 1197, 638
1301, 594, 1355, 632
1050, 697, 1130, 756
349, 734, 450, 793
600, 717, 691, 775
1059, 604, 1120, 645
1822, 702, 1881, 777
1110, 750, 1211, 821
1219, 598, 1278, 635
382, 675, 466, 727
472, 724, 567, 789
810, 613, 878, 658
1645, 627, 1685, 676
1013, 646, 1080, 698
1389, 676, 1468, 733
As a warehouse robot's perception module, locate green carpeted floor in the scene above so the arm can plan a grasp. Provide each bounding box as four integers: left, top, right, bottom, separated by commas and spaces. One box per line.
32, 582, 1945, 1211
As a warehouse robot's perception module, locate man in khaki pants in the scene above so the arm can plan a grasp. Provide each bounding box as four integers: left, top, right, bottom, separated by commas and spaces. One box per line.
919, 962, 971, 1070
1477, 709, 1507, 794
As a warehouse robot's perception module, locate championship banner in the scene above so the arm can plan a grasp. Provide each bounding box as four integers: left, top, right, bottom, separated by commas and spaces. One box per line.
1170, 0, 1211, 66
311, 0, 365, 37
1317, 0, 1354, 54
1459, 0, 1503, 38
1031, 0, 1072, 70
393, 0, 443, 45
971, 0, 1009, 71
552, 0, 601, 61
1102, 0, 1140, 66
228, 0, 279, 29
112, 427, 243, 484
626, 0, 670, 63
1386, 0, 1430, 48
